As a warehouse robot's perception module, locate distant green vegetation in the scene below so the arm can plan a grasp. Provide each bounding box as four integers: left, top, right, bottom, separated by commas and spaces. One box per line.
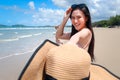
92, 15, 120, 28
0, 24, 53, 28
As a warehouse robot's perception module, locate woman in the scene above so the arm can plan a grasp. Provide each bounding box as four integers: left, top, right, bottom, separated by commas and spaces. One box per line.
56, 3, 95, 61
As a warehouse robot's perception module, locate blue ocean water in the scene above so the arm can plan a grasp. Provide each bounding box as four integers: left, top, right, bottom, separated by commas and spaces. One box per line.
0, 27, 71, 80
0, 27, 57, 60
0, 27, 71, 60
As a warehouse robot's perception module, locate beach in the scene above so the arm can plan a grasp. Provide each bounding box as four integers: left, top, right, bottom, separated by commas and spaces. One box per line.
0, 27, 120, 79
93, 28, 120, 76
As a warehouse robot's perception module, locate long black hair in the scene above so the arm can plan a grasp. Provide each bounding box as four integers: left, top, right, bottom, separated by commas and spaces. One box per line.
70, 3, 95, 61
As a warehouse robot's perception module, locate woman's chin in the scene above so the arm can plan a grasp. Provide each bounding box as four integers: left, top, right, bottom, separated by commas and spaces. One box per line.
75, 27, 81, 31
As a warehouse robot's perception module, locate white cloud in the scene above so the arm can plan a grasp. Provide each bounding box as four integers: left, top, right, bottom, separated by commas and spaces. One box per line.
29, 0, 120, 26
41, 3, 47, 7
28, 1, 35, 10
52, 0, 69, 8
0, 5, 19, 11
52, 0, 120, 22
32, 8, 66, 26
52, 0, 87, 8
89, 0, 120, 21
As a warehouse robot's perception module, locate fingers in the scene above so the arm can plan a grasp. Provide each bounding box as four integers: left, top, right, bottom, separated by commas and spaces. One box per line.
66, 7, 72, 15
64, 7, 72, 18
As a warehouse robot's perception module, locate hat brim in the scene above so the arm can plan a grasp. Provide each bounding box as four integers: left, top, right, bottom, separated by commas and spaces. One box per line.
18, 39, 120, 80
90, 63, 120, 80
18, 39, 58, 80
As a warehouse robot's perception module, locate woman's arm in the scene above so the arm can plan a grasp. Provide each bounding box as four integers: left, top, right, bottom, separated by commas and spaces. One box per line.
56, 8, 72, 43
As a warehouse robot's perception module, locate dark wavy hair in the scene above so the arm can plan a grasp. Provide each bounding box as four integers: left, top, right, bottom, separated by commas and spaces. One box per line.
70, 3, 95, 61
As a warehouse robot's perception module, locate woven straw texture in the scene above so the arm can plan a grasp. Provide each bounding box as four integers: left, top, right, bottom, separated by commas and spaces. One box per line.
46, 44, 91, 80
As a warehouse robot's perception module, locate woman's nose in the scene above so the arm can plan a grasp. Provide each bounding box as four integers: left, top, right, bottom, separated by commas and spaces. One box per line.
74, 18, 78, 23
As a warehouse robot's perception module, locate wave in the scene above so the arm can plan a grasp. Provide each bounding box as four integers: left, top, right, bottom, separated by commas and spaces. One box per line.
33, 33, 42, 36
0, 27, 52, 30
0, 38, 19, 42
19, 34, 32, 38
14, 32, 18, 34
0, 33, 3, 36
0, 50, 34, 60
0, 33, 42, 42
0, 36, 30, 42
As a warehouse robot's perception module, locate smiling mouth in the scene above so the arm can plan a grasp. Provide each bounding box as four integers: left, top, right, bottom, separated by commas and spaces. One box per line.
75, 24, 80, 27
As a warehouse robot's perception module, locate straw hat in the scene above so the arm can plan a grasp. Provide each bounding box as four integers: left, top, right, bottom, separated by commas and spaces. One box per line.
18, 39, 120, 80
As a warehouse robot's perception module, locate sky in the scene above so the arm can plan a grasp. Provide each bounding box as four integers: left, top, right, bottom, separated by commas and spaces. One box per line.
0, 0, 120, 26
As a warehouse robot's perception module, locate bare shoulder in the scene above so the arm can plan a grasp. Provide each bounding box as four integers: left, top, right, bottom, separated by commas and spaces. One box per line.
69, 28, 92, 48
70, 28, 92, 41
77, 28, 92, 38
81, 28, 91, 34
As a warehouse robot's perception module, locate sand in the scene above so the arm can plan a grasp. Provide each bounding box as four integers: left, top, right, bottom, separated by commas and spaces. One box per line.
93, 28, 120, 77
0, 28, 120, 80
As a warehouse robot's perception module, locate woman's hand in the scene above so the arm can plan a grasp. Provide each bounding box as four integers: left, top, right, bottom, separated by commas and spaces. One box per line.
64, 7, 72, 18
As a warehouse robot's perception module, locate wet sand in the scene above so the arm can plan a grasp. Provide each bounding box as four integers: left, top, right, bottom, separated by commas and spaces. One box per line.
0, 28, 120, 80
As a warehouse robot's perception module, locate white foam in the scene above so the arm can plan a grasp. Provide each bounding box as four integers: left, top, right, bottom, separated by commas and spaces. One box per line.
14, 32, 18, 34
0, 34, 33, 42
0, 27, 51, 30
0, 33, 3, 36
0, 32, 43, 43
0, 50, 34, 60
0, 38, 19, 42
19, 35, 32, 38
0, 55, 13, 60
33, 33, 42, 36
53, 32, 56, 34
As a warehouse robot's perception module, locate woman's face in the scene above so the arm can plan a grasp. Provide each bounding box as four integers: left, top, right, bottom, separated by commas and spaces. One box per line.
71, 9, 87, 31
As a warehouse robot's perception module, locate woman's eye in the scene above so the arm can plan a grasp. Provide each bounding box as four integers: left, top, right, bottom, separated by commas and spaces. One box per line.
77, 16, 81, 19
71, 17, 75, 20
71, 16, 81, 20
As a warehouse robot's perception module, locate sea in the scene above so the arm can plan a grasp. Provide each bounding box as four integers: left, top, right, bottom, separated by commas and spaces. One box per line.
0, 27, 55, 59
0, 27, 71, 80
0, 27, 71, 60
0, 27, 56, 79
